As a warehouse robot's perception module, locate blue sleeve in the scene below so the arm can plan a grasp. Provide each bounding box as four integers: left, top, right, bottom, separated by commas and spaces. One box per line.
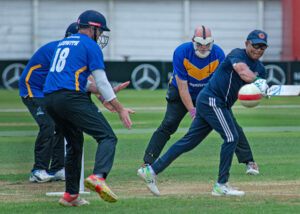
173, 46, 188, 80
86, 41, 105, 71
214, 44, 225, 64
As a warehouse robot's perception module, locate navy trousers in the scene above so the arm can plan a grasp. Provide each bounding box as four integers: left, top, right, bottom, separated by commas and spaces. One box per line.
22, 97, 64, 172
151, 96, 239, 184
144, 85, 253, 165
45, 90, 117, 194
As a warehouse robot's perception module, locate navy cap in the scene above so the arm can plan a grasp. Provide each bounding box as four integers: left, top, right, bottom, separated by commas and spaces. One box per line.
65, 22, 78, 37
77, 10, 110, 32
247, 30, 268, 46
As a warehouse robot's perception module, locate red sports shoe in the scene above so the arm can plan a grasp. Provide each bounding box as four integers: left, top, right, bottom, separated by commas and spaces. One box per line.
59, 192, 90, 206
84, 174, 118, 202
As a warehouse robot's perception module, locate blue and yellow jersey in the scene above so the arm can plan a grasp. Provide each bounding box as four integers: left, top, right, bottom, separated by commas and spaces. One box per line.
199, 48, 266, 108
19, 41, 59, 98
43, 33, 105, 94
169, 42, 225, 100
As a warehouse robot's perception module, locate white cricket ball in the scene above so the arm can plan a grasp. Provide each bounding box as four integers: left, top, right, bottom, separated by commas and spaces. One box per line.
238, 83, 263, 108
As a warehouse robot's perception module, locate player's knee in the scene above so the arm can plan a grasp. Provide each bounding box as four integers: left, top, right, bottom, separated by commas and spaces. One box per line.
39, 123, 55, 139
160, 119, 180, 134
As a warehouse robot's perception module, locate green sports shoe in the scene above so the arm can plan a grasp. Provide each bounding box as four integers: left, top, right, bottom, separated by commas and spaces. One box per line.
212, 183, 245, 196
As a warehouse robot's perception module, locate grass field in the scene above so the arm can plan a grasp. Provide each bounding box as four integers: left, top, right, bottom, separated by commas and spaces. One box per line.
0, 89, 300, 214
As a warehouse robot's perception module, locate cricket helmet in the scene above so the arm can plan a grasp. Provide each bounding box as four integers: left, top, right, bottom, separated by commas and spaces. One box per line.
65, 22, 78, 38
77, 10, 110, 32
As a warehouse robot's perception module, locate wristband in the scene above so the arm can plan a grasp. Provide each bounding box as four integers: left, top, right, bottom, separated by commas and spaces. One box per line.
189, 108, 196, 118
98, 95, 105, 103
253, 77, 261, 82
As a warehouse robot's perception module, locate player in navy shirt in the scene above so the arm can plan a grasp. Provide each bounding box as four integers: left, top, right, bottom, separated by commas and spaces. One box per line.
44, 10, 134, 206
138, 29, 269, 197
19, 22, 79, 183
141, 26, 260, 181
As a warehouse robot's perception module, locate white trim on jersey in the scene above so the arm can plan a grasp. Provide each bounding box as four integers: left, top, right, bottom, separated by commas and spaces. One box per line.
225, 70, 233, 103
92, 69, 116, 102
209, 97, 234, 142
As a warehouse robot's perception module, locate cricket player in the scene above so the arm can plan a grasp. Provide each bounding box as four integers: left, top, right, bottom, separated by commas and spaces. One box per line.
19, 22, 79, 183
138, 29, 269, 196
142, 26, 259, 176
44, 10, 134, 206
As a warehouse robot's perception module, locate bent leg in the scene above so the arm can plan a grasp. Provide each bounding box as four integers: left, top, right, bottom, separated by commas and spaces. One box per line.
144, 100, 187, 164
151, 114, 211, 174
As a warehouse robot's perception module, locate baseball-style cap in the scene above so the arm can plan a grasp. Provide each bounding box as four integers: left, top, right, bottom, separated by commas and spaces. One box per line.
247, 30, 268, 46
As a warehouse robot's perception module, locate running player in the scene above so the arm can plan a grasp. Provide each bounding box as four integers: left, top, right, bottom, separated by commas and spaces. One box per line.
138, 29, 269, 196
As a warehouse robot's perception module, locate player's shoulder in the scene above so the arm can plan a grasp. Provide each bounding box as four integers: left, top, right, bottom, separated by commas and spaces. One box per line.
36, 40, 59, 53
174, 42, 193, 55
228, 48, 245, 57
211, 44, 225, 57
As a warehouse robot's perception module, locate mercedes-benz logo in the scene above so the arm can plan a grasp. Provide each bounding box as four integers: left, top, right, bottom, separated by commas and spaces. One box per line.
131, 64, 161, 90
265, 64, 286, 85
2, 63, 26, 90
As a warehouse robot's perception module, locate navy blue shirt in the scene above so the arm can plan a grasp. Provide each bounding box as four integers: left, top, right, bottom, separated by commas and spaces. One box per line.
199, 48, 266, 108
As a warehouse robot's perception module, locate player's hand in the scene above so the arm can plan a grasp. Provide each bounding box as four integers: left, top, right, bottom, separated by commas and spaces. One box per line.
113, 81, 130, 94
102, 100, 117, 112
118, 108, 135, 130
189, 108, 196, 120
253, 77, 269, 97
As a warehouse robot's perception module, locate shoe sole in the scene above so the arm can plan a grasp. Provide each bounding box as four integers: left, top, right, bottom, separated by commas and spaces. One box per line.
246, 170, 259, 175
137, 170, 160, 196
58, 199, 89, 207
211, 191, 245, 197
84, 178, 118, 203
31, 176, 52, 183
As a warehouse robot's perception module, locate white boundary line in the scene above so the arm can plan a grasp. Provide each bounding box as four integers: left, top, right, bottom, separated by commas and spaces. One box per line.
1, 126, 300, 137
2, 105, 300, 112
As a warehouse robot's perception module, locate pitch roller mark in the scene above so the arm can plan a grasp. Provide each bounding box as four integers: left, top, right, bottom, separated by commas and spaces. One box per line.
1, 126, 300, 136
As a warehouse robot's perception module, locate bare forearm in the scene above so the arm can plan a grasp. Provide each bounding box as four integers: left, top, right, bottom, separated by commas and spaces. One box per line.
109, 97, 124, 113
175, 75, 194, 111
234, 63, 257, 83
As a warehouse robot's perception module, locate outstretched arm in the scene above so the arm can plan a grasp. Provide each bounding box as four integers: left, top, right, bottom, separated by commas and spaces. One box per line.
91, 69, 134, 129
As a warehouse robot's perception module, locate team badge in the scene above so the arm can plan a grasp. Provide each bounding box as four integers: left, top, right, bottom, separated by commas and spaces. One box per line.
258, 33, 265, 39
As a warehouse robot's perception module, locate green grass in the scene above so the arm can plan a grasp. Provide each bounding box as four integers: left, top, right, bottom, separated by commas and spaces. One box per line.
0, 89, 300, 213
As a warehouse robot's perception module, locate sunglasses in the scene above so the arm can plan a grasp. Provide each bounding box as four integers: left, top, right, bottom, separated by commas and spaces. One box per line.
249, 41, 267, 50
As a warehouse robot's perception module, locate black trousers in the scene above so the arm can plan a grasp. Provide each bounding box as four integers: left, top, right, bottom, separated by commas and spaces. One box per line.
143, 85, 254, 164
22, 97, 64, 172
45, 90, 117, 194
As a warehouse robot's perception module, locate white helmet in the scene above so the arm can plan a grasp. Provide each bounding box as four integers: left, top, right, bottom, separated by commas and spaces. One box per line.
193, 26, 214, 58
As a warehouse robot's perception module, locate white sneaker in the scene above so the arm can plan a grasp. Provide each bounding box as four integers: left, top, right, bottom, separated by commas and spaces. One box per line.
137, 165, 160, 196
246, 161, 259, 175
212, 183, 245, 196
49, 168, 65, 181
29, 170, 54, 183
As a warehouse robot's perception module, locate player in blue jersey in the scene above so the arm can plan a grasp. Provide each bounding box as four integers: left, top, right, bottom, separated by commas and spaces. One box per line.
19, 22, 128, 184
141, 26, 259, 180
19, 22, 79, 183
43, 10, 134, 206
138, 29, 269, 196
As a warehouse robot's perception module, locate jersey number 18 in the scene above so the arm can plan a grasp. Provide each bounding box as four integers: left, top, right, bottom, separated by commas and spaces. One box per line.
50, 48, 70, 73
